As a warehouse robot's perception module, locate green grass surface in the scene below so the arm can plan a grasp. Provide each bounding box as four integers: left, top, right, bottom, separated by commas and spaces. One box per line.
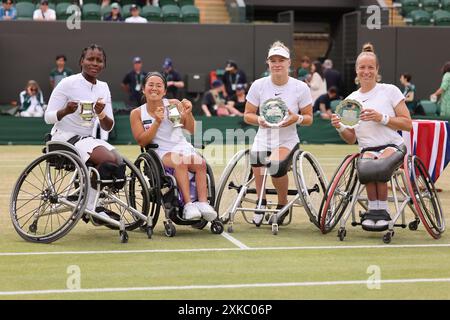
1, 145, 449, 300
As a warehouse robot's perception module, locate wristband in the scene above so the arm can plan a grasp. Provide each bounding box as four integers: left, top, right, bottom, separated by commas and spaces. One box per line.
336, 123, 348, 133
296, 114, 304, 125
97, 111, 106, 120
381, 113, 390, 125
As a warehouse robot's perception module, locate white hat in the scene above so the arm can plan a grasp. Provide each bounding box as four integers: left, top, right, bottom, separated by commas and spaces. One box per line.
267, 46, 290, 59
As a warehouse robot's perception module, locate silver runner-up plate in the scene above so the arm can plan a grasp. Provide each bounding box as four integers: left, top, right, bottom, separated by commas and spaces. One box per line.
260, 98, 288, 127
335, 99, 362, 127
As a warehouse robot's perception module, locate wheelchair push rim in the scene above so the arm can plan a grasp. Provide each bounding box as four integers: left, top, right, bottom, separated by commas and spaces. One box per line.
292, 150, 328, 228
9, 151, 89, 243
404, 155, 445, 239
319, 153, 359, 234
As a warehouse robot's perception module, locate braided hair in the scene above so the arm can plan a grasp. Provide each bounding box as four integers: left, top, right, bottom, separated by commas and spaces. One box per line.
79, 44, 107, 70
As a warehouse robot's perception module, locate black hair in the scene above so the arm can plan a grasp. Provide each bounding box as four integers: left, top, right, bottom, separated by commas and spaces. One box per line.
401, 73, 412, 82
141, 71, 167, 103
442, 61, 450, 75
79, 44, 106, 70
312, 60, 324, 80
328, 86, 338, 95
56, 54, 67, 61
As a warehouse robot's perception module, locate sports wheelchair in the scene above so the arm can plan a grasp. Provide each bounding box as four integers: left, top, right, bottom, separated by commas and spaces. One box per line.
134, 144, 224, 237
10, 137, 153, 243
318, 145, 445, 243
215, 144, 328, 235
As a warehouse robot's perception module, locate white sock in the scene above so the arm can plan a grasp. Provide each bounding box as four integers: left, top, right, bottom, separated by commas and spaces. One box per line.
368, 200, 378, 210
378, 201, 388, 211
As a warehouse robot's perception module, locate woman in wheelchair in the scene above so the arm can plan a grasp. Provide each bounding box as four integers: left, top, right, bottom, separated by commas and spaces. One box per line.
243, 41, 313, 226
130, 72, 217, 222
331, 49, 412, 231
44, 44, 123, 222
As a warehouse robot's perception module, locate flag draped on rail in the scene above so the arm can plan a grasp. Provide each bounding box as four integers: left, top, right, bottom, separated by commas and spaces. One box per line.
402, 120, 450, 182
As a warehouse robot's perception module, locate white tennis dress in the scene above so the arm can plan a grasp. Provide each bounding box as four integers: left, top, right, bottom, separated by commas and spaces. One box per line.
246, 76, 312, 152
45, 73, 115, 163
140, 99, 196, 159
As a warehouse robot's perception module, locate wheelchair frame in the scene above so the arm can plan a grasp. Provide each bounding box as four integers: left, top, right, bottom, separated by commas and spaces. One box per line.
319, 153, 445, 243
10, 140, 152, 243
134, 145, 224, 237
215, 147, 328, 235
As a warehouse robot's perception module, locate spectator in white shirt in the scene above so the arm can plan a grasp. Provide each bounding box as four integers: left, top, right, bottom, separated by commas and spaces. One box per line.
33, 0, 56, 21
308, 60, 327, 104
125, 4, 147, 23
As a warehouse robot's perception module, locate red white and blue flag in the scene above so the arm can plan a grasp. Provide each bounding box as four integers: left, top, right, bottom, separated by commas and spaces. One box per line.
402, 120, 450, 182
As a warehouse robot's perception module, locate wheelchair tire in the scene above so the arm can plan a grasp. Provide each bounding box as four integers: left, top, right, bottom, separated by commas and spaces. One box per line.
319, 154, 359, 234
292, 150, 328, 228
214, 149, 253, 224
133, 153, 162, 230
404, 155, 445, 239
102, 157, 152, 231
10, 151, 89, 243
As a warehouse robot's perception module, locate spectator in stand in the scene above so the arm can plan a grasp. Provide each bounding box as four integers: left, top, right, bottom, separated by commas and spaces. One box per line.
121, 56, 148, 110
104, 2, 124, 21
222, 60, 247, 98
399, 73, 416, 114
0, 0, 16, 20
322, 59, 343, 94
313, 86, 341, 119
201, 79, 229, 117
161, 57, 184, 99
226, 83, 246, 116
18, 80, 45, 117
431, 61, 450, 117
33, 0, 56, 21
308, 60, 327, 105
297, 55, 311, 82
125, 4, 147, 23
50, 54, 73, 90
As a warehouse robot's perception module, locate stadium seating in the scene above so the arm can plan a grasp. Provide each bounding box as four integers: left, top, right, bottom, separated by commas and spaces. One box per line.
161, 4, 181, 22
181, 4, 199, 23
100, 4, 112, 19
442, 0, 450, 11
16, 0, 33, 3
82, 3, 101, 20
433, 9, 450, 25
141, 5, 162, 22
422, 0, 440, 13
178, 0, 195, 6
16, 2, 35, 20
409, 9, 432, 25
400, 0, 420, 16
120, 0, 137, 5
56, 2, 72, 20
159, 0, 177, 7
330, 99, 341, 112
82, 0, 100, 4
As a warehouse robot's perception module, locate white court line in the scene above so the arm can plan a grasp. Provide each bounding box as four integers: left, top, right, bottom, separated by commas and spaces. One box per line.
220, 232, 250, 249
1, 243, 450, 257
1, 278, 450, 296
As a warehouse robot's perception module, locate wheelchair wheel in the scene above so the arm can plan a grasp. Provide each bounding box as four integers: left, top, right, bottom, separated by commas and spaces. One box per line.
101, 158, 151, 231
191, 161, 216, 230
292, 150, 328, 228
404, 155, 445, 239
214, 149, 253, 224
319, 154, 359, 234
133, 153, 162, 230
10, 151, 89, 243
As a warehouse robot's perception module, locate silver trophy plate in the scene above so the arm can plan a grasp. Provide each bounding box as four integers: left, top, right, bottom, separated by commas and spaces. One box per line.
335, 99, 362, 128
260, 98, 288, 127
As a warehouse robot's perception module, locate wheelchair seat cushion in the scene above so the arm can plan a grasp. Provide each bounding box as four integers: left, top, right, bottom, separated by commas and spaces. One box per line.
250, 143, 300, 177
356, 144, 406, 184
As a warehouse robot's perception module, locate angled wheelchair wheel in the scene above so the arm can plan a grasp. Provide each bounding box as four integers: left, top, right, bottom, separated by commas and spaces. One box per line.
10, 151, 89, 243
404, 155, 445, 239
133, 153, 162, 230
319, 154, 359, 234
214, 149, 253, 224
101, 157, 151, 231
292, 150, 328, 228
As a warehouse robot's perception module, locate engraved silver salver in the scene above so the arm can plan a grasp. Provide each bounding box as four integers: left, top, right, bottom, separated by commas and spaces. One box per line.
260, 98, 288, 128
335, 99, 362, 128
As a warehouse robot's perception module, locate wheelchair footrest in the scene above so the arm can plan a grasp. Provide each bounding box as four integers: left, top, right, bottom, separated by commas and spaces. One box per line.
361, 224, 389, 232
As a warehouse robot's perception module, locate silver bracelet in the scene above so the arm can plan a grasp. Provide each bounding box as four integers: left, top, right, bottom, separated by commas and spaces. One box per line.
381, 113, 390, 125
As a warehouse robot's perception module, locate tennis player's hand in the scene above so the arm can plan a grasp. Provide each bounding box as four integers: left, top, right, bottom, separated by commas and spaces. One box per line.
65, 101, 79, 115
94, 98, 105, 115
257, 116, 270, 128
279, 110, 297, 127
360, 108, 382, 122
181, 99, 193, 114
331, 113, 342, 128
154, 106, 165, 124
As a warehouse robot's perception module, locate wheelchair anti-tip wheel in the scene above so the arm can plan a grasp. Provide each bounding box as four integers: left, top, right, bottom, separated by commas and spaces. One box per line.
10, 151, 89, 243
404, 155, 445, 239
319, 154, 359, 234
292, 150, 328, 228
101, 158, 151, 231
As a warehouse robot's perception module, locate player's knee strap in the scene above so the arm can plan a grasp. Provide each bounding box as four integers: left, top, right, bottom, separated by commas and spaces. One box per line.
268, 144, 299, 178
356, 146, 406, 184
